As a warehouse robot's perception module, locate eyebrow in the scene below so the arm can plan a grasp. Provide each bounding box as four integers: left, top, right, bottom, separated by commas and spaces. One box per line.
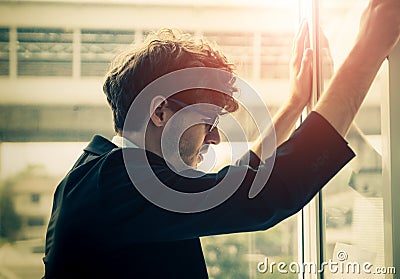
168, 98, 227, 117
167, 98, 217, 119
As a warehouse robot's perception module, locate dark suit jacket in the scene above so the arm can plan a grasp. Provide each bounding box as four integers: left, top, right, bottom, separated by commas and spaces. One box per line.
43, 112, 355, 278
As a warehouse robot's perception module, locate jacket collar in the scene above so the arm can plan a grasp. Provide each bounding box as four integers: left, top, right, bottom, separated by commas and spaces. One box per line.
84, 135, 118, 156
84, 134, 167, 167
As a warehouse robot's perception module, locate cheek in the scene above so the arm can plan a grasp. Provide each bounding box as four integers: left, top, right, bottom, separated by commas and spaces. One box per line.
180, 125, 206, 147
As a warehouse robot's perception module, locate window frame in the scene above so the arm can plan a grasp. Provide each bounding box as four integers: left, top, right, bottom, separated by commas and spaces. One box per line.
301, 1, 400, 279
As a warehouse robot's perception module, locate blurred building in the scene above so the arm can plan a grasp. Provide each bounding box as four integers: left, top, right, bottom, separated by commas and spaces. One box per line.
9, 167, 57, 240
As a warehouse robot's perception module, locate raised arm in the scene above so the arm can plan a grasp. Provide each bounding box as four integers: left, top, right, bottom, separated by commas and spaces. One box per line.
314, 0, 400, 136
252, 21, 313, 159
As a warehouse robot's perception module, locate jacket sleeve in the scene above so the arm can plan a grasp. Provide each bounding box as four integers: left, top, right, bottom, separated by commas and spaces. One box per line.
98, 111, 355, 242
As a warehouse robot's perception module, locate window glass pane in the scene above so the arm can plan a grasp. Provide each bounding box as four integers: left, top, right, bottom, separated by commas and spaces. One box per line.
319, 0, 387, 278
17, 28, 73, 76
0, 28, 9, 76
260, 32, 292, 80
81, 29, 135, 76
203, 31, 254, 79
200, 3, 299, 278
202, 218, 298, 279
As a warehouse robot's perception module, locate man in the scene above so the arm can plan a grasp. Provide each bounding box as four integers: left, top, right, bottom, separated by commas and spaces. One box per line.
43, 0, 400, 278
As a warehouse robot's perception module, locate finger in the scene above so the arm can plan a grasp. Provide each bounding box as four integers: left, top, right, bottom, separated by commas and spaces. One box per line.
319, 26, 330, 49
298, 48, 313, 79
304, 25, 310, 50
321, 48, 334, 78
298, 48, 313, 103
292, 20, 307, 56
319, 26, 334, 77
292, 21, 309, 71
293, 20, 308, 49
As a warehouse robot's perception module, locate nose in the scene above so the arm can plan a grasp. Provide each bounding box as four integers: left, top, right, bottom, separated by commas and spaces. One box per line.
204, 127, 221, 145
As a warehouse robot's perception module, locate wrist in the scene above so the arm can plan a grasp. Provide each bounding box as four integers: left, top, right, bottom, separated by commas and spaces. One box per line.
287, 94, 308, 112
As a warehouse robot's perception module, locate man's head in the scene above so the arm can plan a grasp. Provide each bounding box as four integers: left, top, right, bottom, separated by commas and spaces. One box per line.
103, 28, 239, 168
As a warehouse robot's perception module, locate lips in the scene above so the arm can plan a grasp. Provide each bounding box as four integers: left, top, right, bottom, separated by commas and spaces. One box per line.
199, 145, 209, 155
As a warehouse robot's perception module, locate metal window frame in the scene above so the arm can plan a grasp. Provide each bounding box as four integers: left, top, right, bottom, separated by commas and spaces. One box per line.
298, 0, 323, 278
382, 42, 400, 279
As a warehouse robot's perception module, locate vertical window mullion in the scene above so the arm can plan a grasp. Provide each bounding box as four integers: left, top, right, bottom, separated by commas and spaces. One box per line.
311, 0, 325, 278
9, 26, 17, 79
73, 28, 81, 79
300, 0, 324, 278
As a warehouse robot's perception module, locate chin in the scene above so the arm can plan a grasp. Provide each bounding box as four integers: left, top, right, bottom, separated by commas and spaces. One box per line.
180, 156, 197, 169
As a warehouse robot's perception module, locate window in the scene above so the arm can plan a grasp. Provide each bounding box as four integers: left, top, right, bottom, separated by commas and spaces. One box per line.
200, 4, 300, 278
0, 28, 9, 76
203, 31, 254, 79
308, 0, 399, 277
81, 29, 135, 76
17, 28, 73, 76
27, 217, 44, 227
30, 193, 40, 203
260, 32, 292, 79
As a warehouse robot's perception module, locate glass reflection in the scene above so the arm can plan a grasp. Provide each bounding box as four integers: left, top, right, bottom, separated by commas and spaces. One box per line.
320, 0, 386, 278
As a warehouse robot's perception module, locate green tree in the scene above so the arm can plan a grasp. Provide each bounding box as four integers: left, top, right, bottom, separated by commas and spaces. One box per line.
0, 181, 22, 243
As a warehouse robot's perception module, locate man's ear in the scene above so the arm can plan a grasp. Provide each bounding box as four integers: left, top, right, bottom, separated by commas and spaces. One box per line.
149, 95, 170, 127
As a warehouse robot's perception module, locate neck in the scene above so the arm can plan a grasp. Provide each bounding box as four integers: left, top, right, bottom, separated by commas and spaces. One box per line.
120, 128, 163, 158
